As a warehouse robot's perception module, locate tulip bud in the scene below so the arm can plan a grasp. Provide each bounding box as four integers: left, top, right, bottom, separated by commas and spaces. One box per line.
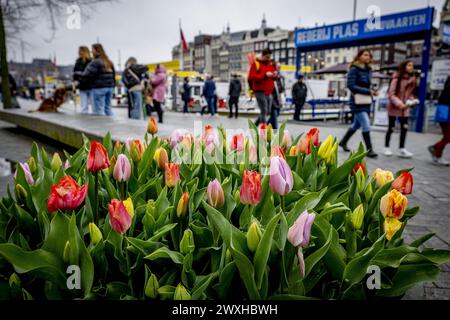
145, 273, 159, 299
51, 152, 62, 171
289, 145, 299, 156
174, 283, 191, 300
234, 189, 240, 204
384, 217, 402, 241
207, 179, 225, 208
351, 204, 364, 230
355, 167, 365, 194
108, 155, 117, 176
9, 273, 21, 288
180, 229, 195, 255
365, 182, 373, 200
372, 168, 394, 188
239, 161, 245, 175
154, 147, 169, 169
89, 222, 103, 245
114, 141, 122, 154
225, 249, 232, 264
113, 154, 131, 182
27, 156, 37, 174
63, 241, 71, 264
246, 220, 262, 252
147, 117, 158, 135
267, 123, 273, 142
146, 200, 157, 219
64, 159, 70, 170
177, 192, 189, 218
15, 184, 28, 203
129, 140, 145, 163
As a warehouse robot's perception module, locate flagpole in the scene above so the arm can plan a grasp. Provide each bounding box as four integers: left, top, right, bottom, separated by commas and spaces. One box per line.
179, 18, 184, 71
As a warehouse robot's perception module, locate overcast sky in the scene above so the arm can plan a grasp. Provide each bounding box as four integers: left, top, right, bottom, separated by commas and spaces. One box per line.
8, 0, 446, 68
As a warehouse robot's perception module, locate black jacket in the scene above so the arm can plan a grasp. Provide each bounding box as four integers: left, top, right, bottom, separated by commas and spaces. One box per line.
182, 82, 191, 101
438, 77, 450, 106
229, 79, 242, 98
292, 81, 307, 105
347, 63, 372, 112
81, 57, 115, 89
73, 58, 92, 90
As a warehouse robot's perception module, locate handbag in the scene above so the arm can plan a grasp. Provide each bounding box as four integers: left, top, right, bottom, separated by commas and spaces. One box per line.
435, 104, 450, 123
354, 93, 372, 105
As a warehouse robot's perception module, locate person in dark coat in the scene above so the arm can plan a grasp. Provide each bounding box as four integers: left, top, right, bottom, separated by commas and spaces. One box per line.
0, 71, 20, 108
269, 63, 285, 129
81, 43, 115, 116
228, 74, 241, 118
292, 74, 307, 121
73, 46, 92, 114
122, 57, 148, 120
181, 77, 191, 115
201, 76, 216, 116
428, 75, 450, 166
339, 49, 378, 158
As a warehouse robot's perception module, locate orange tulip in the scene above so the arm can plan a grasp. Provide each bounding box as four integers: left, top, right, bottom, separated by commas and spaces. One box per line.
391, 171, 413, 195
165, 163, 180, 187
240, 170, 262, 205
147, 117, 158, 135
380, 189, 408, 220
298, 128, 319, 155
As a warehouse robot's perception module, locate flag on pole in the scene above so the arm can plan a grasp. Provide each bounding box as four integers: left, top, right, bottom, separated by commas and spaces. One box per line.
180, 26, 188, 53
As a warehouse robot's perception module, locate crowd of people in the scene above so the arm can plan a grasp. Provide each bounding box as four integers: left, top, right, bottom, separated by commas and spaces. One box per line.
246, 47, 449, 165
73, 44, 167, 123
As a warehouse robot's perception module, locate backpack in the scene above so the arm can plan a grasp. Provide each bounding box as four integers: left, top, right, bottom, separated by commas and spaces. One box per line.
122, 64, 147, 90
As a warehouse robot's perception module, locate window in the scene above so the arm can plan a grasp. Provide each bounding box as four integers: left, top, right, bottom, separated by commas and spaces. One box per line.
334, 57, 339, 63
280, 50, 286, 58
275, 42, 280, 50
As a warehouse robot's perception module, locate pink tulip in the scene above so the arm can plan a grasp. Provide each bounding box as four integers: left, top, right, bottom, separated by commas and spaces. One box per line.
240, 170, 262, 205
207, 179, 225, 208
15, 163, 34, 185
269, 156, 293, 196
108, 199, 132, 234
170, 129, 187, 148
113, 154, 131, 182
287, 211, 315, 248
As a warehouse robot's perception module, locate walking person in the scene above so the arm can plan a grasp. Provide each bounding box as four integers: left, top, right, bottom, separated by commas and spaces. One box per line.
248, 48, 277, 126
269, 63, 285, 129
428, 75, 450, 166
201, 75, 216, 116
181, 77, 191, 115
73, 46, 92, 114
338, 49, 378, 158
384, 60, 418, 158
292, 74, 307, 121
122, 57, 148, 120
150, 64, 167, 123
228, 74, 241, 118
81, 43, 115, 116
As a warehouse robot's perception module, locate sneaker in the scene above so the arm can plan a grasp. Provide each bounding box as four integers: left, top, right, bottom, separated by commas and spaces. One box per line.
398, 148, 413, 158
436, 158, 450, 166
428, 145, 437, 162
383, 148, 393, 157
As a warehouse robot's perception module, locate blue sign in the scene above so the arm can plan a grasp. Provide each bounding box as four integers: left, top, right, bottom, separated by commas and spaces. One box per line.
295, 8, 433, 48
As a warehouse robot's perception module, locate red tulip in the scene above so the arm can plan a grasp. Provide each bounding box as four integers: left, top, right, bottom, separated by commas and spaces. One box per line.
47, 176, 87, 213
240, 170, 262, 205
165, 163, 180, 187
391, 171, 413, 195
353, 163, 366, 175
230, 133, 245, 152
87, 141, 110, 172
108, 199, 132, 234
259, 123, 267, 141
298, 128, 320, 155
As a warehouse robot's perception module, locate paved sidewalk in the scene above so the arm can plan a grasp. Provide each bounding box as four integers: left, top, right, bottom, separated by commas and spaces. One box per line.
0, 98, 449, 299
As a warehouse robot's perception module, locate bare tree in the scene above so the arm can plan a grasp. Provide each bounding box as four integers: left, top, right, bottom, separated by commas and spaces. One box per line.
0, 0, 115, 109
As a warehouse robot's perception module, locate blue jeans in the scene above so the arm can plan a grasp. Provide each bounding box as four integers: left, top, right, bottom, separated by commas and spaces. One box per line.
128, 90, 142, 119
201, 97, 215, 115
351, 111, 371, 132
268, 106, 280, 129
79, 89, 92, 114
183, 99, 189, 113
92, 87, 113, 116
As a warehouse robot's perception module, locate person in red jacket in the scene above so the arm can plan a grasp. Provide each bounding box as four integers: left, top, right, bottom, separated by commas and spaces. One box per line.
248, 48, 277, 126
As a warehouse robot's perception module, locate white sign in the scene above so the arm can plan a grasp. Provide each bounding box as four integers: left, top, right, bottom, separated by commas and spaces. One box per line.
430, 59, 450, 90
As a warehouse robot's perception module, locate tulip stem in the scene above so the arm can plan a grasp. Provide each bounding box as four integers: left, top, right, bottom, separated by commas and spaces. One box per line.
281, 196, 286, 213
94, 171, 99, 223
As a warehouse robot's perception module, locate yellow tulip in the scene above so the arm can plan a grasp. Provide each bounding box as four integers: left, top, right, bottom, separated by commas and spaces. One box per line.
123, 197, 134, 218
384, 217, 402, 241
380, 189, 408, 220
289, 145, 299, 156
154, 147, 168, 169
372, 168, 394, 188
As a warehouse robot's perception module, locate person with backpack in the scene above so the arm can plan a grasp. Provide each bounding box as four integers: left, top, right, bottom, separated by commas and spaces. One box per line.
81, 43, 115, 116
428, 75, 450, 166
248, 48, 277, 126
384, 60, 418, 158
228, 74, 242, 118
181, 77, 191, 115
150, 64, 167, 123
338, 49, 378, 158
122, 57, 148, 120
73, 46, 92, 114
292, 74, 307, 121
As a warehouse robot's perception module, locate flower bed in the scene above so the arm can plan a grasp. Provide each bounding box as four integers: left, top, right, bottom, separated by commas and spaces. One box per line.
0, 119, 448, 300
